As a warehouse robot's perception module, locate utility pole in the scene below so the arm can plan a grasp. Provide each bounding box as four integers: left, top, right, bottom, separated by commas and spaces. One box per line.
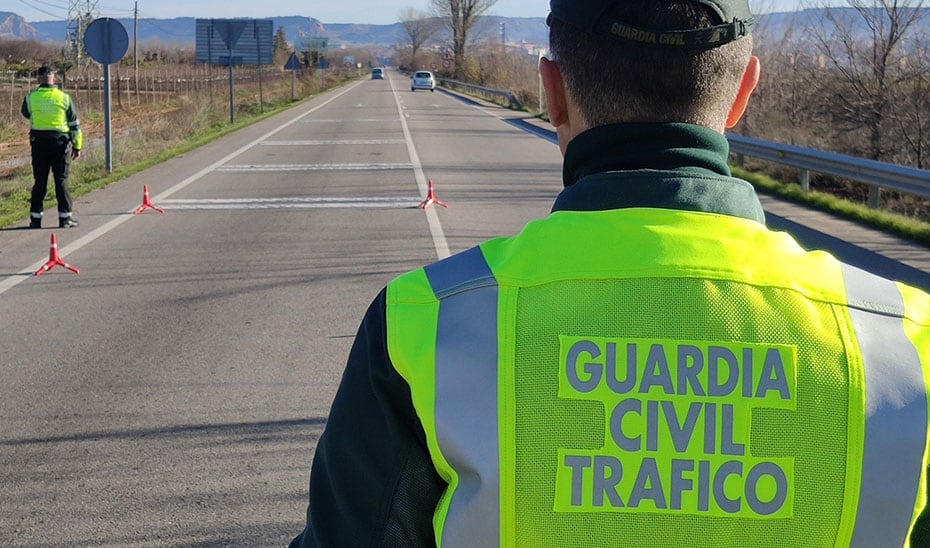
134, 1, 139, 98
538, 49, 545, 115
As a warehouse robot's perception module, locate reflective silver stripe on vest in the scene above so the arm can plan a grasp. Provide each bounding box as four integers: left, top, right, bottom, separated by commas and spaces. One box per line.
843, 264, 927, 547
424, 246, 501, 548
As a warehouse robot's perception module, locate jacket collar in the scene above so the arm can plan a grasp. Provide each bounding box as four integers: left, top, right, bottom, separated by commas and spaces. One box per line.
553, 123, 765, 224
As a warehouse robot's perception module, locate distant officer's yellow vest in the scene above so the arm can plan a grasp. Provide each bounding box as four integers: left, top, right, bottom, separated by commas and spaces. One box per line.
386, 207, 930, 547
26, 87, 83, 149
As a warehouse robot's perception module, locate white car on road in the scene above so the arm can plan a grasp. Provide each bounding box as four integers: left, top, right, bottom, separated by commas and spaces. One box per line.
411, 71, 436, 92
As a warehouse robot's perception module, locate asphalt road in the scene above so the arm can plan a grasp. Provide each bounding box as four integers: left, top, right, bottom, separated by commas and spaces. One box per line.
0, 69, 562, 547
0, 69, 927, 547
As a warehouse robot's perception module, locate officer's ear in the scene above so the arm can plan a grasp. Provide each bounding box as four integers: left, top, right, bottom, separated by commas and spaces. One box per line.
540, 56, 568, 128
725, 55, 760, 129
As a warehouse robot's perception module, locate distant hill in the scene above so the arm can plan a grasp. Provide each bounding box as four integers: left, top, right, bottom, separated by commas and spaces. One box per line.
3, 8, 929, 49
753, 7, 930, 53
0, 11, 548, 48
0, 12, 42, 41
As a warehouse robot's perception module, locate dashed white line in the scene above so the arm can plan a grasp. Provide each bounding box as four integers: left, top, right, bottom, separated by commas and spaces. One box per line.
164, 196, 419, 204
303, 118, 394, 123
261, 139, 406, 146
216, 163, 414, 172
158, 196, 421, 210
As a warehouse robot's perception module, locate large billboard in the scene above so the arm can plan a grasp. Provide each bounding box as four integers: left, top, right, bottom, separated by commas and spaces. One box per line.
195, 19, 274, 65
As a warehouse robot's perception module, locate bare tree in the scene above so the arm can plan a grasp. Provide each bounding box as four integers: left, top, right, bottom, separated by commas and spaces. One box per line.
0, 38, 59, 69
273, 27, 291, 67
399, 8, 440, 70
429, 0, 498, 79
812, 0, 926, 161
741, 12, 823, 144
890, 33, 930, 168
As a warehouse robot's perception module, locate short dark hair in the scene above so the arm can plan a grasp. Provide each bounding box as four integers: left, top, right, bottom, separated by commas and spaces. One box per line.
549, 0, 753, 130
36, 65, 55, 77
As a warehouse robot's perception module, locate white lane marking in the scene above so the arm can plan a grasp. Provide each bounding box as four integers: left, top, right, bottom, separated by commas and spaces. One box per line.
466, 101, 559, 145
0, 80, 366, 296
164, 197, 419, 204
388, 75, 450, 260
217, 163, 413, 172
304, 118, 394, 123
261, 139, 406, 146
158, 196, 421, 210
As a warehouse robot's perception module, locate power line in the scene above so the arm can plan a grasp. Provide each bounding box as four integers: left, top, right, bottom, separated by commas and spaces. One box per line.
15, 0, 67, 20
137, 12, 192, 38
28, 0, 70, 10
99, 3, 135, 16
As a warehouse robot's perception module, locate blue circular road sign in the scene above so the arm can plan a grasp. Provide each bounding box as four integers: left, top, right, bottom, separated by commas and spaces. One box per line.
84, 18, 130, 65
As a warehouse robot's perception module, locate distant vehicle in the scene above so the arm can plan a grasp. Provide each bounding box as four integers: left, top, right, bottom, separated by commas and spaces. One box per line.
371, 67, 384, 80
411, 71, 436, 92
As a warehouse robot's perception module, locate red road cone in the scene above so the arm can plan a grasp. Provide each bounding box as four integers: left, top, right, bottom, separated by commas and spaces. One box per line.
418, 180, 448, 209
133, 185, 165, 215
34, 233, 79, 276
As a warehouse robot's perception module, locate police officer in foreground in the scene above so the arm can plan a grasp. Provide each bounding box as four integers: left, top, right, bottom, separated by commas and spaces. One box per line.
22, 65, 83, 229
290, 0, 930, 545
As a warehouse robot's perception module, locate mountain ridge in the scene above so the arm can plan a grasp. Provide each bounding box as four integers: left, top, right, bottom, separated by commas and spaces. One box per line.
0, 11, 549, 48
3, 9, 929, 49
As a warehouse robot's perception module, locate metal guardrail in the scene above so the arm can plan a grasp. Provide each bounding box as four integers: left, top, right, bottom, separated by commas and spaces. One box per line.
438, 78, 523, 110
727, 134, 930, 208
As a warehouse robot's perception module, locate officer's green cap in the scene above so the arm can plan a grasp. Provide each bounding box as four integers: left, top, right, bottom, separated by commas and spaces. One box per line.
548, 0, 753, 49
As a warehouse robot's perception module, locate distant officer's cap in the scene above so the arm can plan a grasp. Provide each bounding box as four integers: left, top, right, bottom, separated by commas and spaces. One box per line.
36, 66, 55, 76
548, 0, 753, 49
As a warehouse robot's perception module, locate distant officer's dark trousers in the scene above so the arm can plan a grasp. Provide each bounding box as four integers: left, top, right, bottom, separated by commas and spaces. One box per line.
29, 134, 73, 218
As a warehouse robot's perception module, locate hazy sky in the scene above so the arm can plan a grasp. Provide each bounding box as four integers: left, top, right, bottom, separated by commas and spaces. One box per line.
9, 0, 808, 24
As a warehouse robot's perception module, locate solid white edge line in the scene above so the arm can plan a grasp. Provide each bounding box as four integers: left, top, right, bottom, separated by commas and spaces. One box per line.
389, 73, 451, 260
0, 80, 367, 297
465, 99, 559, 145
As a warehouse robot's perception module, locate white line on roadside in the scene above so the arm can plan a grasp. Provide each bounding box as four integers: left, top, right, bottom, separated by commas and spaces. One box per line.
158, 197, 421, 210
261, 139, 406, 146
388, 68, 450, 260
216, 163, 413, 172
163, 196, 420, 204
303, 118, 394, 123
466, 101, 559, 145
0, 80, 367, 297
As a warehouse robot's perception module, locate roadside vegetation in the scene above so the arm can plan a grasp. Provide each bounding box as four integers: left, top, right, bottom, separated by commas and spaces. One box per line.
734, 167, 930, 246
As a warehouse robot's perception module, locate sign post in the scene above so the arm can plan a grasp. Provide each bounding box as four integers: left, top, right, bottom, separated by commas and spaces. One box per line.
215, 20, 246, 124
284, 52, 304, 101
196, 19, 274, 125
83, 18, 130, 173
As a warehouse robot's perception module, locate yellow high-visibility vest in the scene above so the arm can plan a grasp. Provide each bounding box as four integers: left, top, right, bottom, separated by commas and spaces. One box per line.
24, 86, 83, 150
387, 207, 930, 547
